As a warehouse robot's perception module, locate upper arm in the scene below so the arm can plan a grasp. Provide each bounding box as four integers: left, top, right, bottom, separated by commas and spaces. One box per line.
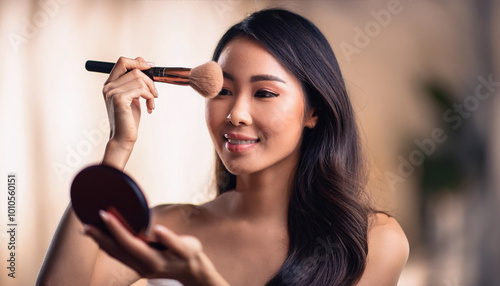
356, 213, 410, 286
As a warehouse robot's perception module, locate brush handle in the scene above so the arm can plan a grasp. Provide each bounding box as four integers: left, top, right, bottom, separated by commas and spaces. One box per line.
85, 60, 191, 86
85, 60, 115, 73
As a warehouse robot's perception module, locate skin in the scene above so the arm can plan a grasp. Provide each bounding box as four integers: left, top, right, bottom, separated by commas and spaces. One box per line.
37, 37, 409, 286
203, 36, 318, 223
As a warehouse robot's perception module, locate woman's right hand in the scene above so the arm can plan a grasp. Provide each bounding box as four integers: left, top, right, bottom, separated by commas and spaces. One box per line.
102, 56, 158, 151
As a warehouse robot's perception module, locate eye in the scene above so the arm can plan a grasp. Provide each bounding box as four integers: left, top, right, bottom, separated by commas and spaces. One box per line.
217, 88, 232, 96
255, 89, 279, 98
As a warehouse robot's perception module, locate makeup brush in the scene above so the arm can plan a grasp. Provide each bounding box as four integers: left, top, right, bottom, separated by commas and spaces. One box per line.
85, 60, 223, 98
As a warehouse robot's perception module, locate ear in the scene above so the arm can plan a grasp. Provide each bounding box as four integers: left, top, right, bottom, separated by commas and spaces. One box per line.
305, 109, 318, 129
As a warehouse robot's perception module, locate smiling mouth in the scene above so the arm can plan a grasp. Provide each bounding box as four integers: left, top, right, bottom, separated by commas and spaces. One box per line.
226, 138, 260, 145
223, 137, 261, 153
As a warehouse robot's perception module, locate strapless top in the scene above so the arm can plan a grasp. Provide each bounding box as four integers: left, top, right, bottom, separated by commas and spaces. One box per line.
146, 278, 184, 286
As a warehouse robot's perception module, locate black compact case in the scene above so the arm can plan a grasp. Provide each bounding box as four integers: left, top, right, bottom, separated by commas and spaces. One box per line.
70, 164, 166, 250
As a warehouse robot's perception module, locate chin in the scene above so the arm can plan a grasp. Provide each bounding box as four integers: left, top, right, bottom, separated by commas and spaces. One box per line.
222, 159, 261, 175
223, 162, 249, 175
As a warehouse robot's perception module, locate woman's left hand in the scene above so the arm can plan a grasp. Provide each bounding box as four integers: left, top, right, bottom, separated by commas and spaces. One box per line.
83, 210, 229, 286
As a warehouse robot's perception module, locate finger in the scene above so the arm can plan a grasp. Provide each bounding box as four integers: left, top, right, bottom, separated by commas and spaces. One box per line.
108, 86, 156, 114
104, 68, 158, 100
99, 210, 158, 258
83, 224, 149, 271
106, 80, 156, 113
131, 57, 158, 98
107, 68, 158, 99
153, 225, 202, 259
98, 211, 175, 276
108, 89, 151, 115
107, 56, 154, 84
135, 56, 155, 69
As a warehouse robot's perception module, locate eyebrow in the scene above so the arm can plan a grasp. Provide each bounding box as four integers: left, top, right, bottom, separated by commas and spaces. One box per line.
223, 71, 286, 84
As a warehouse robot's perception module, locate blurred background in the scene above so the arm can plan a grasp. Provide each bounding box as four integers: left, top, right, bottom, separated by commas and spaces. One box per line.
1, 0, 499, 285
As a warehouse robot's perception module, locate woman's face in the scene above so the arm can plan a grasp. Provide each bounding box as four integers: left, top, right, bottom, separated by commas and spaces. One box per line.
205, 36, 317, 175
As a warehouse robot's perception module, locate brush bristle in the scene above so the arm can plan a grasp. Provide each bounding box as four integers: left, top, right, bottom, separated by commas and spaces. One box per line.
189, 61, 223, 98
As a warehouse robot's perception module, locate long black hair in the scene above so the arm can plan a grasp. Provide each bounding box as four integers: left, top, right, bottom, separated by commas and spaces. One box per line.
212, 8, 376, 285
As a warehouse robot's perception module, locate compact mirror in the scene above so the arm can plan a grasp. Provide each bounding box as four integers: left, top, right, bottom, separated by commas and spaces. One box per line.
70, 164, 166, 250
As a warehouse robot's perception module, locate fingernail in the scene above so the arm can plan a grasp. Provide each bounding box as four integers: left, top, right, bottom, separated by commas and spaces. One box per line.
154, 225, 173, 235
146, 61, 155, 67
155, 88, 159, 97
99, 210, 108, 220
153, 101, 156, 110
154, 225, 166, 232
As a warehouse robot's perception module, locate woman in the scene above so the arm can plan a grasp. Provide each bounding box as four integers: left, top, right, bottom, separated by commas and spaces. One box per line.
37, 8, 409, 286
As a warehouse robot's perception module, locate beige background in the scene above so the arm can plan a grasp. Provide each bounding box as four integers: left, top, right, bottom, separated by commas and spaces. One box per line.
1, 0, 498, 285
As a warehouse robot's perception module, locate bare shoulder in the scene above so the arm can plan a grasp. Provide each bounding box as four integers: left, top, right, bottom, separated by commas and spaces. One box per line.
356, 212, 410, 286
148, 203, 206, 233
150, 203, 191, 217
368, 213, 409, 255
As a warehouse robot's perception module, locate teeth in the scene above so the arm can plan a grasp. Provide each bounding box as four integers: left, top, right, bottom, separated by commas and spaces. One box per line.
227, 139, 258, 144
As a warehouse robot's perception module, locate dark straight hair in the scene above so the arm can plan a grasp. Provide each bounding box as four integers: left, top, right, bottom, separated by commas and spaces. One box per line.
212, 8, 377, 285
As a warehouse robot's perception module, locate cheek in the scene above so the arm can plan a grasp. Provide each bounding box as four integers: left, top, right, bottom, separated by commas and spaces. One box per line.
205, 101, 226, 139
257, 99, 305, 141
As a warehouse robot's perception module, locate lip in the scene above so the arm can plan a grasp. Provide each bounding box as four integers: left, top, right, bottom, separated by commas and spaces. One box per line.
223, 132, 260, 153
224, 132, 259, 141
225, 140, 259, 153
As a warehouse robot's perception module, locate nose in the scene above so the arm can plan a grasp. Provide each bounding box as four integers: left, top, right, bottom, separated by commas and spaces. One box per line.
226, 93, 252, 126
